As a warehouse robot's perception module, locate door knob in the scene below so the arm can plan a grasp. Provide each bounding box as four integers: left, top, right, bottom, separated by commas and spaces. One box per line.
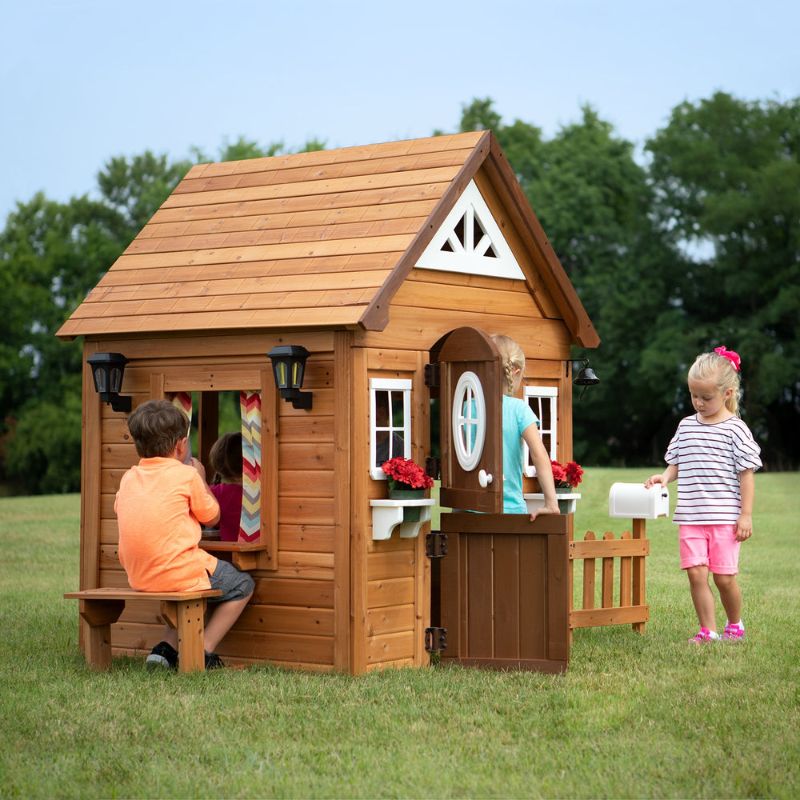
478, 469, 493, 488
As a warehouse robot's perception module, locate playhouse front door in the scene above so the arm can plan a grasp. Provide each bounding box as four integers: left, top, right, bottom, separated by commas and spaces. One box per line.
436, 326, 503, 514
431, 326, 570, 673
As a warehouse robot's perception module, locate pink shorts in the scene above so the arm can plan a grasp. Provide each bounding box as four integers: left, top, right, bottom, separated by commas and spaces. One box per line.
679, 524, 740, 574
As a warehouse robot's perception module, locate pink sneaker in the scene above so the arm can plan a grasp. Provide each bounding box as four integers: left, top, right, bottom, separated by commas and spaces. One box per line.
689, 627, 719, 644
723, 622, 745, 641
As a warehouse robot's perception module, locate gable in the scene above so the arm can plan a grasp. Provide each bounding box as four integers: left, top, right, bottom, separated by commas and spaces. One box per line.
415, 180, 525, 280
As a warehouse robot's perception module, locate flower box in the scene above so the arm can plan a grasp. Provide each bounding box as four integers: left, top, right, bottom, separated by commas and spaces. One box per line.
524, 492, 581, 515
370, 498, 435, 540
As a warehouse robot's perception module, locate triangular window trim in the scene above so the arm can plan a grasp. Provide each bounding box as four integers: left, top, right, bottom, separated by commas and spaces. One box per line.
415, 180, 525, 280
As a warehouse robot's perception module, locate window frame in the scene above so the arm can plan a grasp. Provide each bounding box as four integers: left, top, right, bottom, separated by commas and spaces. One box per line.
452, 370, 486, 472
369, 377, 412, 480
523, 385, 558, 477
153, 364, 276, 569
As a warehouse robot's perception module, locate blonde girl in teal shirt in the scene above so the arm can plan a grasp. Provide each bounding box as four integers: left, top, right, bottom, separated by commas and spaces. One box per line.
492, 335, 559, 518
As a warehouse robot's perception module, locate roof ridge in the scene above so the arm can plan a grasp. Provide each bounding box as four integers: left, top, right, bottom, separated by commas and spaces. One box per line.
186, 131, 486, 181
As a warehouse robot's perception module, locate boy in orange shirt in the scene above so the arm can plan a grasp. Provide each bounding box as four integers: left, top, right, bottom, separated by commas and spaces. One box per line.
115, 400, 254, 670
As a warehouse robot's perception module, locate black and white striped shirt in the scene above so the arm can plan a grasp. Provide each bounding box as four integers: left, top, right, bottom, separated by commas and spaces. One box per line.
665, 415, 762, 525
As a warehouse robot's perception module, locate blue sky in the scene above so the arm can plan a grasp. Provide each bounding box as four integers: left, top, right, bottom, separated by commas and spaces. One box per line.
1, 0, 797, 221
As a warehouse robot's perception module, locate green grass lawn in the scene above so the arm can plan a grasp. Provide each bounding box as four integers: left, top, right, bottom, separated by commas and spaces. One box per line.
1, 469, 798, 799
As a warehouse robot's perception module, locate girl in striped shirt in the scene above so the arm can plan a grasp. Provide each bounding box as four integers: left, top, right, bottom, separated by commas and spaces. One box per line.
646, 347, 761, 644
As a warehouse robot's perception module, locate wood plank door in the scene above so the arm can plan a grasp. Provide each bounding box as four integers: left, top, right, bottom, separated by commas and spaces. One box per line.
432, 326, 570, 673
439, 513, 569, 673
436, 327, 502, 514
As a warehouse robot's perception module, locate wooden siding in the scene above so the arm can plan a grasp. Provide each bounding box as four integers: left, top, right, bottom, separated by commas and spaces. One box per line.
356, 278, 572, 360
360, 350, 431, 671
58, 133, 484, 338
94, 336, 340, 668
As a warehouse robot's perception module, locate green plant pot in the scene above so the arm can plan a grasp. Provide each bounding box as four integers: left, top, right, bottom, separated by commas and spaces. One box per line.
387, 482, 426, 522
555, 487, 577, 514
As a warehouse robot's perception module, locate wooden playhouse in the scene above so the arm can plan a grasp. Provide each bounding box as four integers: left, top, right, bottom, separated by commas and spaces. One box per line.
59, 130, 607, 674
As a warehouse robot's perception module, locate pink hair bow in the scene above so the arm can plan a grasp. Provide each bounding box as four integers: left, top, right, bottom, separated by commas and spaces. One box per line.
714, 346, 741, 372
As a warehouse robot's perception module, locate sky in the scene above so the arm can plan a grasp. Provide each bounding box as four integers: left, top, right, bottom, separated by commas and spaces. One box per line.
1, 0, 798, 222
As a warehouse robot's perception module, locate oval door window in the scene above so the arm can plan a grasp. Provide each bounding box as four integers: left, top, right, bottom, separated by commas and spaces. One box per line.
452, 371, 486, 471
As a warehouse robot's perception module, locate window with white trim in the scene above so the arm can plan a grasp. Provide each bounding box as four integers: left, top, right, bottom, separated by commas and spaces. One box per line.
369, 378, 412, 479
453, 371, 485, 472
523, 386, 558, 477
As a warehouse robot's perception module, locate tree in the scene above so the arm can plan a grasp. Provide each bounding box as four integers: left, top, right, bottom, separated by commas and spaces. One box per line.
96, 151, 192, 234
0, 152, 189, 491
456, 98, 545, 191
5, 394, 82, 494
646, 92, 800, 467
0, 192, 130, 489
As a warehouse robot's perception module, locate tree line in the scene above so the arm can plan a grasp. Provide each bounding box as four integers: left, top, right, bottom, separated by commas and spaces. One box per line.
1, 92, 797, 494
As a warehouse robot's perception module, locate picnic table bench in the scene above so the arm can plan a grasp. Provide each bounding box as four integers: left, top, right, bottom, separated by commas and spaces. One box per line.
64, 587, 223, 673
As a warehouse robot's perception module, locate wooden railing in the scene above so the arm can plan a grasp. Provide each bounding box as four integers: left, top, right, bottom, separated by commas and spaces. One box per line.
568, 518, 649, 633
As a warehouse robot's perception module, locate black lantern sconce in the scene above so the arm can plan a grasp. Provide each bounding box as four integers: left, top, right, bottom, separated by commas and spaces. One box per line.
268, 345, 313, 410
573, 359, 600, 399
87, 352, 132, 412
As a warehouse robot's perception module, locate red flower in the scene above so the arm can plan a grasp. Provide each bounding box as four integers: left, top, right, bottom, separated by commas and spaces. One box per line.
381, 457, 434, 490
550, 459, 583, 489
550, 460, 567, 485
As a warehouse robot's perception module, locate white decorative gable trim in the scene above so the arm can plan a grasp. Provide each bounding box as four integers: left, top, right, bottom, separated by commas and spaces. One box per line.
415, 179, 525, 280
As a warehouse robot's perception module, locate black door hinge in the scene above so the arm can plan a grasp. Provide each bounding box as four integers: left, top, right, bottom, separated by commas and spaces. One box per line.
425, 456, 441, 481
424, 362, 440, 388
425, 626, 447, 654
425, 531, 447, 559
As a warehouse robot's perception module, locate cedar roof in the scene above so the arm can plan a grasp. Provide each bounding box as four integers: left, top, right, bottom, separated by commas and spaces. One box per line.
57, 131, 598, 347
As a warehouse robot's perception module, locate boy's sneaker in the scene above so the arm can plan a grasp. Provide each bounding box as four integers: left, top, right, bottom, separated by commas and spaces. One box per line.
688, 627, 720, 644
723, 622, 745, 641
146, 641, 178, 670
205, 652, 224, 670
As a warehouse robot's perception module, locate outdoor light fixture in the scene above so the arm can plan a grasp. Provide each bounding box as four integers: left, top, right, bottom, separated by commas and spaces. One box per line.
87, 352, 132, 412
267, 345, 313, 410
573, 359, 600, 387
573, 359, 600, 399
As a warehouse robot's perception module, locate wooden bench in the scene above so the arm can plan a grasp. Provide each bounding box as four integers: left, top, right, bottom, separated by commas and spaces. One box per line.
64, 587, 223, 673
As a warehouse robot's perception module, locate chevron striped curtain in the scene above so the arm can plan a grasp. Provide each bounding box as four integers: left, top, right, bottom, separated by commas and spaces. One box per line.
239, 391, 262, 542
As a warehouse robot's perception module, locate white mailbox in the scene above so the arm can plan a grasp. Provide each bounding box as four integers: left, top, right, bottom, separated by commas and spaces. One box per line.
608, 483, 669, 519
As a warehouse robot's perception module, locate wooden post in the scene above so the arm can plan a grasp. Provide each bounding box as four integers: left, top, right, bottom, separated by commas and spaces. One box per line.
79, 347, 104, 655
582, 531, 596, 610
414, 349, 431, 666
619, 531, 632, 607
333, 331, 352, 672
632, 519, 646, 634
601, 532, 614, 608
175, 599, 207, 673
78, 600, 125, 671
161, 598, 207, 673
258, 369, 279, 571
349, 345, 368, 674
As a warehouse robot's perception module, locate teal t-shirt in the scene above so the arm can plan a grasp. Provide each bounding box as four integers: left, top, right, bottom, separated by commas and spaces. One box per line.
502, 395, 539, 513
